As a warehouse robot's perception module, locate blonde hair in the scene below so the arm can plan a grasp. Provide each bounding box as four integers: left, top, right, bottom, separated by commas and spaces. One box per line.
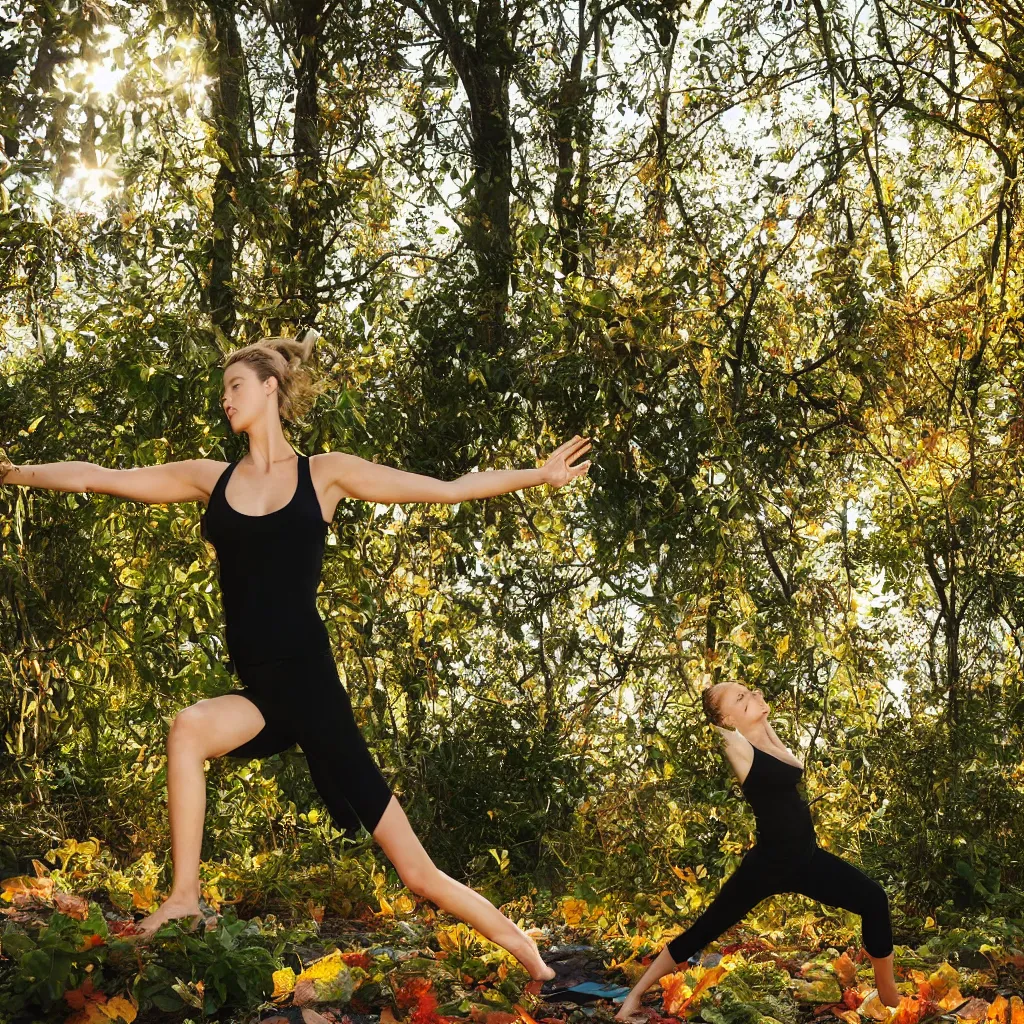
701, 683, 728, 726
223, 330, 329, 423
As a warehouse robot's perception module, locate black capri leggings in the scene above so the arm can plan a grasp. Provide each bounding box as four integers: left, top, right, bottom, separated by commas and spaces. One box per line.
221, 647, 393, 838
666, 843, 893, 964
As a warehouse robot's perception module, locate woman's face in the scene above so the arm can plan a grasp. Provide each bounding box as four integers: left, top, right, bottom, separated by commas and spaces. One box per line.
718, 682, 769, 730
220, 363, 275, 433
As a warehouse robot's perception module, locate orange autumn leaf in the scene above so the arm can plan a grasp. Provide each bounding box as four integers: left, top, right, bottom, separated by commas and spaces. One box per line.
102, 996, 138, 1023
55, 890, 90, 920
514, 1004, 541, 1024
1, 874, 53, 901
660, 964, 725, 1017
939, 987, 966, 1011
66, 1006, 110, 1024
834, 953, 859, 988
890, 994, 926, 1024
660, 970, 692, 1016
64, 986, 136, 1024
65, 977, 106, 1011
844, 988, 866, 1010
130, 882, 158, 911
987, 995, 1009, 1024
395, 975, 448, 1024
685, 965, 727, 1009
1010, 996, 1024, 1024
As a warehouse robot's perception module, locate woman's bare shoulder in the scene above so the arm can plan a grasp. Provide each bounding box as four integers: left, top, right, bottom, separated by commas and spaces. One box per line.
712, 726, 755, 785
191, 459, 231, 505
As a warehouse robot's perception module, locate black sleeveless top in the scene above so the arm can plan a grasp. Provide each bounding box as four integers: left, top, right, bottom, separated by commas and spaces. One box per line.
740, 744, 818, 858
200, 452, 332, 669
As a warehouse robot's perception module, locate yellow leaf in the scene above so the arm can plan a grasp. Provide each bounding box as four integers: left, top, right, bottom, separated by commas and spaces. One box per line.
559, 897, 589, 927
131, 882, 157, 911
101, 996, 138, 1022
393, 894, 415, 915
297, 949, 345, 982
926, 962, 959, 999
272, 967, 297, 999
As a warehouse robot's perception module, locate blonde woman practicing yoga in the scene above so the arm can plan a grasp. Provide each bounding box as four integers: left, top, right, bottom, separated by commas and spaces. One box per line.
614, 681, 900, 1021
0, 332, 591, 988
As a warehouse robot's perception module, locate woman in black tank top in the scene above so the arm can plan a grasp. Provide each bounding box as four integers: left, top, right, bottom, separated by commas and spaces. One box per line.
614, 681, 901, 1021
63, 333, 591, 984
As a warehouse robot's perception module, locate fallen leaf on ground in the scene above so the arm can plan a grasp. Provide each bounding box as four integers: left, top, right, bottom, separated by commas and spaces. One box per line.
834, 953, 859, 987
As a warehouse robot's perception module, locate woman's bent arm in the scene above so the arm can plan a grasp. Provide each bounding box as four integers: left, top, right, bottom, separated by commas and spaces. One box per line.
2, 460, 208, 504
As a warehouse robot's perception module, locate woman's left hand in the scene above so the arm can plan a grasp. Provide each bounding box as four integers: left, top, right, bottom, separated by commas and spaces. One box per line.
541, 435, 592, 489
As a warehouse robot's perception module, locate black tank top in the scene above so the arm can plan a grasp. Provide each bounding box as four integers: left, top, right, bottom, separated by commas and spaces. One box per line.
200, 452, 332, 669
740, 744, 818, 857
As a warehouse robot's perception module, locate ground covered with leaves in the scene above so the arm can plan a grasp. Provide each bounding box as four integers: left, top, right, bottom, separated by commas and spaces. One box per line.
0, 840, 1022, 1024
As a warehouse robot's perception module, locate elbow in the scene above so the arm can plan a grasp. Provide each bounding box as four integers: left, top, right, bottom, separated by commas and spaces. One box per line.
79, 462, 102, 494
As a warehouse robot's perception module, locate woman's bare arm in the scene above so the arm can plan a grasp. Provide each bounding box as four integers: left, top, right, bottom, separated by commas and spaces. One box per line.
712, 724, 755, 785
324, 434, 592, 505
2, 460, 213, 505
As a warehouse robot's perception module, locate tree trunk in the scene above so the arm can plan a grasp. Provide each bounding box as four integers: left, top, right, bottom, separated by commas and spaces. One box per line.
204, 0, 247, 338
287, 0, 324, 327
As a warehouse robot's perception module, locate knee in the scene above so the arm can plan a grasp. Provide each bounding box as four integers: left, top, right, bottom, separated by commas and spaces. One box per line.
860, 880, 890, 919
168, 704, 210, 750
399, 861, 442, 899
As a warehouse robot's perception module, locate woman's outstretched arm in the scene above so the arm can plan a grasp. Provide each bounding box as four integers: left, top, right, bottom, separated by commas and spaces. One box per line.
326, 434, 592, 505
0, 456, 210, 505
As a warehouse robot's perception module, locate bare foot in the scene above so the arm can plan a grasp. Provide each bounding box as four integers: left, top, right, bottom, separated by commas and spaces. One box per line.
523, 950, 556, 983
877, 983, 901, 1009
132, 895, 205, 939
614, 996, 645, 1021
509, 933, 556, 982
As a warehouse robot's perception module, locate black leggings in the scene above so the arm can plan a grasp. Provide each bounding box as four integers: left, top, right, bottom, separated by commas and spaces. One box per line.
666, 843, 893, 964
222, 647, 393, 838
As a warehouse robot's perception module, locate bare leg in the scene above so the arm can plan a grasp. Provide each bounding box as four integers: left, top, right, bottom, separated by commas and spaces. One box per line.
135, 695, 267, 937
372, 796, 555, 982
614, 946, 679, 1021
614, 851, 775, 1021
867, 951, 900, 1007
